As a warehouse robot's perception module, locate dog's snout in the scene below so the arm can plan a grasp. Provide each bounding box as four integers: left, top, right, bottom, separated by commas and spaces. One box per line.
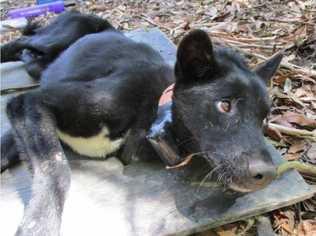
248, 157, 277, 187
227, 150, 277, 193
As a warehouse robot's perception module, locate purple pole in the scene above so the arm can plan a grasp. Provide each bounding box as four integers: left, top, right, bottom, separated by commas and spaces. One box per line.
8, 1, 65, 19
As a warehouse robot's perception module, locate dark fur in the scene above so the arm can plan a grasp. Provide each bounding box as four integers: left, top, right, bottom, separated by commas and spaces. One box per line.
170, 30, 282, 191
1, 12, 282, 236
0, 11, 113, 79
2, 12, 172, 235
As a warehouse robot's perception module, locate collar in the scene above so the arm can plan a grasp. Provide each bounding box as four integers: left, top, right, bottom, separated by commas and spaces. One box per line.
159, 83, 174, 106
148, 83, 193, 169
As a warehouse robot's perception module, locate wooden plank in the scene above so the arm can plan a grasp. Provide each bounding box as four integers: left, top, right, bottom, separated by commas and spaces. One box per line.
1, 147, 315, 236
1, 28, 315, 236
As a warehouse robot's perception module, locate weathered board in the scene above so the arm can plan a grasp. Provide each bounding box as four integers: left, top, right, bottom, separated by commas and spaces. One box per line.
1, 28, 315, 236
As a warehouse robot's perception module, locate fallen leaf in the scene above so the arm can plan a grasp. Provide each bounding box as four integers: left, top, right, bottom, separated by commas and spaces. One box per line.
264, 124, 283, 141
272, 209, 296, 235
307, 143, 316, 163
215, 229, 236, 236
277, 111, 316, 129
285, 152, 301, 161
283, 78, 293, 93
297, 220, 316, 236
273, 74, 288, 86
288, 141, 306, 154
295, 86, 315, 99
270, 114, 293, 128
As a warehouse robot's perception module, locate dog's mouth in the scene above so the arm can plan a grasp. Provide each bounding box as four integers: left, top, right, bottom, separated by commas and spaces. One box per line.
226, 176, 275, 193
212, 173, 269, 193
227, 182, 256, 193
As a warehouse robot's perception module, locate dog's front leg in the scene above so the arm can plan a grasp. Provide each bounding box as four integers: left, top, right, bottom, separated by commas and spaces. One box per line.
0, 37, 34, 62
120, 100, 161, 164
120, 129, 147, 164
7, 92, 71, 236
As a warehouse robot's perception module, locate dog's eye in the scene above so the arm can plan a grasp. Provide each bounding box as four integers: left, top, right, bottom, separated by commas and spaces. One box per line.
217, 100, 231, 113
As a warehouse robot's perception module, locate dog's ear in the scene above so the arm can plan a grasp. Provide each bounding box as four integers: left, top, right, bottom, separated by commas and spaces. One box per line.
254, 52, 283, 85
175, 30, 217, 83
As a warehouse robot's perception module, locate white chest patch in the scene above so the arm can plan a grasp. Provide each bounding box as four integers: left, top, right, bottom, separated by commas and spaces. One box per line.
57, 126, 125, 158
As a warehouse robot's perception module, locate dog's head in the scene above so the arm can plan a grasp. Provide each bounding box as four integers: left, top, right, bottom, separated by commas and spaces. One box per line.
172, 30, 282, 193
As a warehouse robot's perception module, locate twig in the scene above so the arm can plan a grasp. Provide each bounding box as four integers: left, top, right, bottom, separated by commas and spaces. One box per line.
287, 91, 306, 108
277, 161, 316, 177
268, 123, 316, 141
238, 218, 256, 236
165, 151, 203, 169
266, 19, 315, 26
223, 39, 284, 49
166, 155, 193, 169
139, 14, 172, 32
209, 30, 278, 42
190, 181, 222, 188
241, 50, 316, 78
304, 9, 316, 12
270, 88, 306, 108
209, 29, 306, 46
282, 61, 316, 78
256, 216, 275, 236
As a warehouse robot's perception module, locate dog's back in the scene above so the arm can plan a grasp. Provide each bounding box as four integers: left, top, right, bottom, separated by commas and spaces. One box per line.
41, 30, 172, 88
37, 26, 173, 163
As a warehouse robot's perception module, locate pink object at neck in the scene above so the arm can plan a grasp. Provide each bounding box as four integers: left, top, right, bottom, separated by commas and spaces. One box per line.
159, 84, 174, 106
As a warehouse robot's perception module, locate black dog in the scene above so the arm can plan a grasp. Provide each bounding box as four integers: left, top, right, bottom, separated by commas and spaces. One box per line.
1, 11, 282, 236
1, 11, 113, 79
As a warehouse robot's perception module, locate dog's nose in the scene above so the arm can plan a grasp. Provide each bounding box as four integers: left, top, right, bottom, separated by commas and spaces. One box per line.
248, 158, 277, 188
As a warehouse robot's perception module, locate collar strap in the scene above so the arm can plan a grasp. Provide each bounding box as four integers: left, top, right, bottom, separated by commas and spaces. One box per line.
159, 83, 174, 106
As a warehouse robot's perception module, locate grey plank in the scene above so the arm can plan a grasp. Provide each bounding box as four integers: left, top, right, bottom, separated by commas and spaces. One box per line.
1, 147, 315, 236
1, 28, 315, 236
125, 28, 176, 66
0, 61, 36, 90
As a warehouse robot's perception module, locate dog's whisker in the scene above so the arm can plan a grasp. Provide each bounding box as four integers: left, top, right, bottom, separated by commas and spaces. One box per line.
196, 164, 221, 192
